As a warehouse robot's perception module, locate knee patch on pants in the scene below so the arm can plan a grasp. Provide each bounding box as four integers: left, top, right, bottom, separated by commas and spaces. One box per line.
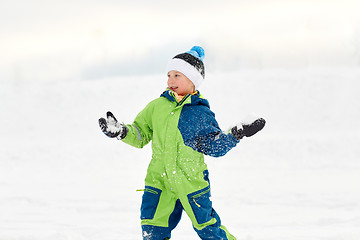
187, 185, 213, 226
140, 186, 182, 228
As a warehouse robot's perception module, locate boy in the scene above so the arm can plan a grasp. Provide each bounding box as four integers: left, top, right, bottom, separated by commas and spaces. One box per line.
99, 46, 265, 240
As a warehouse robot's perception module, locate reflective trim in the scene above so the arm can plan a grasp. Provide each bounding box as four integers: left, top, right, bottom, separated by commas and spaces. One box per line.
133, 124, 142, 140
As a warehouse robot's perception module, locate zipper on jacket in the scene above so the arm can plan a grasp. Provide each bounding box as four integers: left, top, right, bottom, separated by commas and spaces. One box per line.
177, 94, 191, 106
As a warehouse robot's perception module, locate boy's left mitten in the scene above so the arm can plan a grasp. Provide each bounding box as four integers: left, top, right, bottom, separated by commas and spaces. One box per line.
231, 118, 266, 140
98, 111, 128, 139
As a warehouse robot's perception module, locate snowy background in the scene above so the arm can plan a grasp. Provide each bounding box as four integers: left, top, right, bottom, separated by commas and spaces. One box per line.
1, 0, 360, 240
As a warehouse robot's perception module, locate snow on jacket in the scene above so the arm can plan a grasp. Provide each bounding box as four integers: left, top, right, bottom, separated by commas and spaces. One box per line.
122, 90, 239, 196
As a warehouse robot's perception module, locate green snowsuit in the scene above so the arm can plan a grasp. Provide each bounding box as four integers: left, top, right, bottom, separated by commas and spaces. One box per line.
122, 90, 239, 239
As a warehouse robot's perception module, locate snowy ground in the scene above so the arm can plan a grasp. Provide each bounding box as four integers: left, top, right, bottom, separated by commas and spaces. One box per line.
1, 68, 360, 240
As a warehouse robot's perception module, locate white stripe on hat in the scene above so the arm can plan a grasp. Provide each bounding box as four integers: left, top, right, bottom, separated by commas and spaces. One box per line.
166, 58, 204, 90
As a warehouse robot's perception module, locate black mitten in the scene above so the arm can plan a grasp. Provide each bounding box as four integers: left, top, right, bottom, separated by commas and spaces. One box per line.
231, 118, 266, 140
98, 111, 128, 139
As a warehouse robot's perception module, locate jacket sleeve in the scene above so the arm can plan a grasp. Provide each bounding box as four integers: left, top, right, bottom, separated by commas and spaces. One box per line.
121, 102, 153, 148
179, 105, 240, 157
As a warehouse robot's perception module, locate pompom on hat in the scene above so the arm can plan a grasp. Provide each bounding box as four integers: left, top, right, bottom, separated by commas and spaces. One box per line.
166, 46, 205, 90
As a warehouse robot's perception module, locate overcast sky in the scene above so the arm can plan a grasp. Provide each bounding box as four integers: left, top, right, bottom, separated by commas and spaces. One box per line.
1, 0, 360, 82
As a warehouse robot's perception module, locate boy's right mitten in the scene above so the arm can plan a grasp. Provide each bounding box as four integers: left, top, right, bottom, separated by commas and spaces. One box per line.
98, 111, 128, 139
231, 118, 266, 140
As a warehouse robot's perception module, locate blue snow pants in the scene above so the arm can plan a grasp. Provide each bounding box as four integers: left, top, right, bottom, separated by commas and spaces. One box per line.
140, 185, 236, 240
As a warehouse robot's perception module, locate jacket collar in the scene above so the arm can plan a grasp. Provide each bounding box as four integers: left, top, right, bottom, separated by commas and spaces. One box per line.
161, 90, 210, 108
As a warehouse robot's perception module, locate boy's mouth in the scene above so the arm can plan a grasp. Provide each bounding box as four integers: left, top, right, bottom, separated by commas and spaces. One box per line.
169, 87, 178, 91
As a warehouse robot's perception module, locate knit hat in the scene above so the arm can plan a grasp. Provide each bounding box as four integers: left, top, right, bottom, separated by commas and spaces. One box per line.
166, 46, 205, 90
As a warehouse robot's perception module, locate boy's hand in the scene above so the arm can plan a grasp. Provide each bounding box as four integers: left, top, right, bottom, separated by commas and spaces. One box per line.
98, 111, 128, 139
231, 117, 266, 140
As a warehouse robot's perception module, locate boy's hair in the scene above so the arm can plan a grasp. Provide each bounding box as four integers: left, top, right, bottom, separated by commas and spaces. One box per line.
167, 46, 205, 90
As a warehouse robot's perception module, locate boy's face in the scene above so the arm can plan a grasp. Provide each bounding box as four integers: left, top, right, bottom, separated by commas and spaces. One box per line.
167, 70, 195, 96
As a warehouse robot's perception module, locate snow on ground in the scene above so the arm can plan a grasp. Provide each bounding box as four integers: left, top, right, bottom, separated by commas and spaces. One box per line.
1, 68, 360, 240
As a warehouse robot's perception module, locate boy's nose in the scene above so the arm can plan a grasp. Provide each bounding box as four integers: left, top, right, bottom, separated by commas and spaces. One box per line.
168, 76, 175, 84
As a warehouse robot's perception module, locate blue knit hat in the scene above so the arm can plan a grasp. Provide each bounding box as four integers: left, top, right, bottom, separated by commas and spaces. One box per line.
166, 46, 205, 90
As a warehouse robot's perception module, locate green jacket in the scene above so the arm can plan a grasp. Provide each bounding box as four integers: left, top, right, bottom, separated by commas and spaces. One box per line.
122, 90, 239, 196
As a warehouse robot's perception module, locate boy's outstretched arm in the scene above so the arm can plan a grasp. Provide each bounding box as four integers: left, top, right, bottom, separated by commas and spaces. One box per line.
194, 115, 266, 157
99, 109, 152, 148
